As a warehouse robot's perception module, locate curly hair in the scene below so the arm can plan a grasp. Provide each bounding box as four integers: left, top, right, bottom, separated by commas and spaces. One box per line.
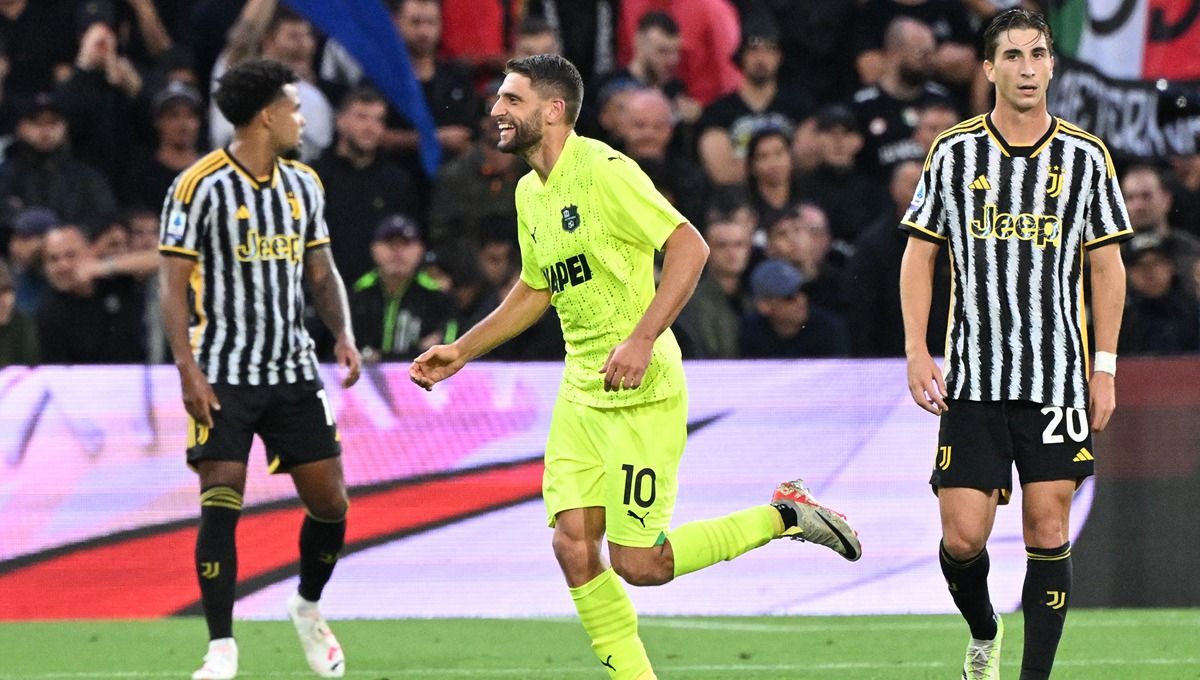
213, 58, 299, 128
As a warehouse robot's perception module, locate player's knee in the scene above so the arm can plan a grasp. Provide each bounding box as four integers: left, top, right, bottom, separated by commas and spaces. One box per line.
551, 531, 590, 570
305, 491, 348, 522
1023, 515, 1067, 548
612, 553, 672, 586
942, 533, 988, 561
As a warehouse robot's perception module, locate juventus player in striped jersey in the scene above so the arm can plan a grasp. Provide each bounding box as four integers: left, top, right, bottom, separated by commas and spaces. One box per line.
899, 10, 1130, 680
159, 59, 361, 680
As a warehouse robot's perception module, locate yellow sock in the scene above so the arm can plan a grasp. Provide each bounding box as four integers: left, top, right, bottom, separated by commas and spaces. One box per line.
668, 505, 783, 578
569, 568, 654, 680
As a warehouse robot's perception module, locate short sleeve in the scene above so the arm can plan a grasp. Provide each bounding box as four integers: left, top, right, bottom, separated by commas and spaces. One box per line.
1083, 148, 1133, 250
899, 144, 948, 243
517, 210, 547, 290
159, 173, 207, 259
303, 172, 330, 248
594, 154, 688, 250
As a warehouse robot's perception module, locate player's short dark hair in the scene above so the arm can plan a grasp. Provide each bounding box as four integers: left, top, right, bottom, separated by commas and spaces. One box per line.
338, 86, 386, 112
214, 58, 299, 128
637, 11, 679, 36
983, 8, 1053, 62
505, 54, 584, 125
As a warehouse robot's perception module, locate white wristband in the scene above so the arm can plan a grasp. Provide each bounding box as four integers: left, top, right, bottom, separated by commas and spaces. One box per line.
1094, 351, 1117, 376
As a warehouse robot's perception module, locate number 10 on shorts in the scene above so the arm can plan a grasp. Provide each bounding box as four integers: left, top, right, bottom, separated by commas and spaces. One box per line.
621, 464, 656, 508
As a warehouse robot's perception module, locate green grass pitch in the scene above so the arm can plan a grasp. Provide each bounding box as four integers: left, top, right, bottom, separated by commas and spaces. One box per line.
3, 609, 1198, 679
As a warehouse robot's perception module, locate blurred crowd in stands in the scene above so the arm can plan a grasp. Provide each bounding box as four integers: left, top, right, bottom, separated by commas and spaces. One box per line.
1, 0, 1198, 370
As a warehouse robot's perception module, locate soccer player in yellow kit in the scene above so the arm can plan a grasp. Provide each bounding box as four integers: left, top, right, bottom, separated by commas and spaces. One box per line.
410, 55, 861, 679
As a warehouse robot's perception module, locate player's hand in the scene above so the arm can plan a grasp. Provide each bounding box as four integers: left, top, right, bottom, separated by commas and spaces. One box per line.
333, 336, 361, 388
906, 350, 949, 416
599, 336, 653, 392
410, 344, 466, 391
1088, 372, 1116, 431
178, 362, 220, 428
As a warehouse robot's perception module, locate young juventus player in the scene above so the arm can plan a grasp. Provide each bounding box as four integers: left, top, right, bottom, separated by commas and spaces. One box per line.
160, 59, 361, 679
899, 10, 1130, 680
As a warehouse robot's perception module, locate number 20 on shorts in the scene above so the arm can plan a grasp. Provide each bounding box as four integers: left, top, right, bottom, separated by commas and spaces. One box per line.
1041, 406, 1088, 444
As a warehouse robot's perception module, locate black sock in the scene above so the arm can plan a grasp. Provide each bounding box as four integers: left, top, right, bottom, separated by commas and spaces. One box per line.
939, 541, 997, 640
1020, 542, 1072, 680
196, 486, 242, 640
298, 514, 346, 602
771, 503, 798, 530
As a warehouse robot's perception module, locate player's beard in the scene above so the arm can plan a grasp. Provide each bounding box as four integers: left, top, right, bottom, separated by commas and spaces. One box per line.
497, 110, 544, 156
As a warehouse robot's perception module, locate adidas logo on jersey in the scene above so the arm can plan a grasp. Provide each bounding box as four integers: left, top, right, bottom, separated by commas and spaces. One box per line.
236, 205, 251, 220
968, 175, 992, 191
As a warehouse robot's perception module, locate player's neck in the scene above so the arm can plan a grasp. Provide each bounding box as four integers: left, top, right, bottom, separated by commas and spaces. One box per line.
228, 137, 278, 180
524, 129, 572, 183
988, 103, 1052, 147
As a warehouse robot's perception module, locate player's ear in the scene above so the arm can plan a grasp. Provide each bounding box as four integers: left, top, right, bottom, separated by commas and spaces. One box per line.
547, 98, 566, 124
982, 59, 996, 84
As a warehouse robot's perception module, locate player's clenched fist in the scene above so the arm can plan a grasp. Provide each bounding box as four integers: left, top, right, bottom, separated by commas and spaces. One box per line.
410, 344, 466, 391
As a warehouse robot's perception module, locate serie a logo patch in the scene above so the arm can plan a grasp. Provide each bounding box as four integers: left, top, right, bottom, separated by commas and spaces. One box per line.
561, 204, 581, 232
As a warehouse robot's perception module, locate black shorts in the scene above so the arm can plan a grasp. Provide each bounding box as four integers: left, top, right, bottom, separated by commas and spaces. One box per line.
186, 380, 341, 473
930, 399, 1094, 503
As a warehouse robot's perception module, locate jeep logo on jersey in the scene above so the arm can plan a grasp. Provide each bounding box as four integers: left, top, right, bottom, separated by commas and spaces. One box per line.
543, 253, 593, 293
561, 204, 581, 232
969, 203, 1061, 249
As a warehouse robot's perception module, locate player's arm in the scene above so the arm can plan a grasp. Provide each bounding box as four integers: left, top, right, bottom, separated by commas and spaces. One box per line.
900, 236, 949, 415
160, 254, 221, 427
1086, 243, 1125, 431
601, 222, 708, 391
304, 246, 361, 388
409, 280, 551, 390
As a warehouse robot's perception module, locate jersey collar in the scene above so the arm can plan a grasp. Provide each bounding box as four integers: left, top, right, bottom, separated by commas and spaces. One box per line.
984, 113, 1058, 159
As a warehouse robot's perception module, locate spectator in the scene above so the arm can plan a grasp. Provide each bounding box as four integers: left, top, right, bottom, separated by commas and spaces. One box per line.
798, 104, 888, 243
512, 16, 562, 59
0, 35, 20, 151
619, 88, 709, 223
618, 0, 742, 106
675, 207, 754, 358
382, 0, 478, 164
748, 0, 859, 104
0, 257, 37, 366
210, 1, 333, 162
850, 17, 958, 177
852, 0, 976, 87
350, 214, 458, 362
437, 0, 510, 77
524, 0, 619, 86
313, 87, 419, 287
121, 82, 204, 211
1122, 164, 1200, 292
113, 0, 182, 69
764, 203, 845, 313
696, 19, 812, 186
3, 206, 55, 315
1168, 153, 1200, 236
844, 160, 950, 357
56, 19, 143, 185
464, 229, 564, 361
0, 0, 77, 97
428, 85, 522, 252
37, 224, 146, 364
746, 127, 801, 231
912, 99, 961, 156
589, 12, 700, 132
739, 258, 849, 358
1120, 233, 1200, 355
0, 93, 117, 225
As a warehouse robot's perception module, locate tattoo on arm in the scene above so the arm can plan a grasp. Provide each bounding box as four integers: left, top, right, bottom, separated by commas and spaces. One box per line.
305, 247, 353, 341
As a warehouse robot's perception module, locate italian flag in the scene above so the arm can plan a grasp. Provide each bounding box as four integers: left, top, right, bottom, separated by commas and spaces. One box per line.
1050, 0, 1200, 80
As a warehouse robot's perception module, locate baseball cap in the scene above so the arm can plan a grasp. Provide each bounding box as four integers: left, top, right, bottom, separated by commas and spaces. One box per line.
750, 259, 807, 299
373, 214, 423, 243
734, 17, 781, 64
815, 104, 859, 133
1125, 232, 1172, 265
17, 92, 64, 122
11, 207, 61, 237
153, 82, 203, 117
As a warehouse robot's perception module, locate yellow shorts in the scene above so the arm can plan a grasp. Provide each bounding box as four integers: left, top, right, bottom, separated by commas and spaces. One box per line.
543, 388, 688, 548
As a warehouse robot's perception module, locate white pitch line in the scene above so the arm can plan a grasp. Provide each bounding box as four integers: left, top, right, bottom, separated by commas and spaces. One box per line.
5, 657, 1199, 679
641, 614, 1200, 634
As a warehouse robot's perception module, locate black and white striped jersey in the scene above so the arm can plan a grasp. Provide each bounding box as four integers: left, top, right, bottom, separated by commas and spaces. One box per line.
159, 148, 329, 386
901, 114, 1132, 409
